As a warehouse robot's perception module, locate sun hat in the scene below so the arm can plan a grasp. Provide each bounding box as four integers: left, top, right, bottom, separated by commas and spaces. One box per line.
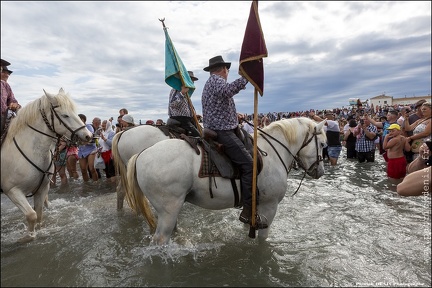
386, 123, 401, 130
203, 55, 231, 72
187, 71, 198, 81
122, 114, 134, 125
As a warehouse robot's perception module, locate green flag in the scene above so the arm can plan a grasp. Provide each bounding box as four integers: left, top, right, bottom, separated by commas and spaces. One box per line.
163, 26, 195, 96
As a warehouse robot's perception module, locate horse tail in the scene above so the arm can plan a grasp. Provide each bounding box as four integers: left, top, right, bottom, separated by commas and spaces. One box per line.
125, 153, 156, 233
111, 131, 123, 177
111, 131, 129, 208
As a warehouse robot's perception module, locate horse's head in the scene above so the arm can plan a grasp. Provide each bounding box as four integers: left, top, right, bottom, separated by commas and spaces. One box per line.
260, 118, 326, 179
295, 119, 326, 179
43, 88, 92, 142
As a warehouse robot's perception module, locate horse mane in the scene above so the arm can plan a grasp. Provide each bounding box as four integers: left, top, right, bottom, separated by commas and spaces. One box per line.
260, 117, 315, 144
6, 90, 77, 142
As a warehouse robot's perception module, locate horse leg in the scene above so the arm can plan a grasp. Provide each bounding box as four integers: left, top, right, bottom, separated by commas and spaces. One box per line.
6, 188, 38, 243
116, 181, 125, 210
257, 201, 278, 239
151, 200, 185, 245
44, 194, 50, 209
33, 185, 49, 230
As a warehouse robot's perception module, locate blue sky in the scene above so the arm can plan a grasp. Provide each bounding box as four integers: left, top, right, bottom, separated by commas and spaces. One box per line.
1, 1, 431, 124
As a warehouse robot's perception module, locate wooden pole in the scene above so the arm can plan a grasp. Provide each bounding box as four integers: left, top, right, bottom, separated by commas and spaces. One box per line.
249, 87, 259, 238
185, 92, 203, 135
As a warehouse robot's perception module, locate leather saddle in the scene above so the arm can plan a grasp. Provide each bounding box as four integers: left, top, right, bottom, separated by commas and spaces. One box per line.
157, 118, 186, 139
157, 121, 263, 179
161, 125, 263, 207
200, 126, 263, 179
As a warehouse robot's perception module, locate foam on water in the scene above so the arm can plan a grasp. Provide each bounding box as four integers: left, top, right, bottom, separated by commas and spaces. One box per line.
1, 150, 431, 287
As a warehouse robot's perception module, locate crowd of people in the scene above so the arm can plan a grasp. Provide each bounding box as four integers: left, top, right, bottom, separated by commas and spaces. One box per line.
239, 100, 431, 197
1, 57, 430, 206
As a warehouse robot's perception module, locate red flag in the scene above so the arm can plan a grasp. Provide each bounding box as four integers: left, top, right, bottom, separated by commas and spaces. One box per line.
239, 1, 268, 96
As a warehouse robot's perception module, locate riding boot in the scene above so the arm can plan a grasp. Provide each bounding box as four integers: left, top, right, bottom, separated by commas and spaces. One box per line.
239, 205, 268, 229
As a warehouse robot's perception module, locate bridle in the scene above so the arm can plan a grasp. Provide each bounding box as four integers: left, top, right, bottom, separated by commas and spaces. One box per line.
246, 120, 323, 195
13, 100, 87, 197
28, 100, 87, 142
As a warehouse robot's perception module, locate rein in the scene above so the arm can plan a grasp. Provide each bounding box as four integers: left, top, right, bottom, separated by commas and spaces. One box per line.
13, 137, 55, 198
12, 100, 86, 198
245, 120, 323, 196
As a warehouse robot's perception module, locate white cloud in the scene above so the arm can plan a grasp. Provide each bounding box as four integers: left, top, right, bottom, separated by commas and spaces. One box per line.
1, 1, 430, 123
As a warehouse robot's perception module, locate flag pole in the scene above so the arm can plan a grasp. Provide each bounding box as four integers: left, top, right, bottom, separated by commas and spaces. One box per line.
185, 93, 203, 136
159, 18, 202, 136
249, 87, 259, 238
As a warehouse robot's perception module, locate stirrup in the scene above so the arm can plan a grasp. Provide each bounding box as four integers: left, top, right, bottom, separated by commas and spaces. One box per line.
239, 209, 268, 229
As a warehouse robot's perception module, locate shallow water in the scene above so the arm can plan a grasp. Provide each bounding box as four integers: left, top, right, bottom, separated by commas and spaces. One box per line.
1, 150, 431, 287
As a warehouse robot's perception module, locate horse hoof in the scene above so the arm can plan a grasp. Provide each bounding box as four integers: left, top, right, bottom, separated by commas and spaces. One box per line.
17, 233, 36, 243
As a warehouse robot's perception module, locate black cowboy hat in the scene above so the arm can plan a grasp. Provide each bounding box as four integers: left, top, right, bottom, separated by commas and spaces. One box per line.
203, 55, 231, 72
1, 65, 13, 74
1, 59, 11, 66
187, 71, 198, 81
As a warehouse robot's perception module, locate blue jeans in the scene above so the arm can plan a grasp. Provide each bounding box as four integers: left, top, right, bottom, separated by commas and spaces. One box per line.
327, 145, 342, 159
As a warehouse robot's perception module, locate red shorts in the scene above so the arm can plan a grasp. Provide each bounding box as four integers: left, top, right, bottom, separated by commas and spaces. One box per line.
101, 150, 112, 164
387, 156, 407, 179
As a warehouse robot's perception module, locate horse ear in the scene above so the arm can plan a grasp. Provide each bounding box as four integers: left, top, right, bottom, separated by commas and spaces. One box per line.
43, 89, 52, 99
59, 87, 65, 94
316, 120, 326, 132
43, 89, 59, 106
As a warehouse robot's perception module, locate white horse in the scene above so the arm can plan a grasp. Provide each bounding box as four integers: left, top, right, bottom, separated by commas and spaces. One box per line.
1, 88, 92, 242
111, 125, 171, 209
125, 118, 326, 245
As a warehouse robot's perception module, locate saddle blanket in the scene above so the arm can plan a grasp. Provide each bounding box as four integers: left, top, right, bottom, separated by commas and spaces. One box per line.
198, 146, 222, 178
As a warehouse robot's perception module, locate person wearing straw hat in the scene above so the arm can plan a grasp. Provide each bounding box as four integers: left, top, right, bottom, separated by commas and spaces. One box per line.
201, 55, 268, 229
1, 59, 21, 143
167, 71, 200, 137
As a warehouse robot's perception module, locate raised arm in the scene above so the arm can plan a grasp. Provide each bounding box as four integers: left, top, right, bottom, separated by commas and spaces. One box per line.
364, 114, 383, 129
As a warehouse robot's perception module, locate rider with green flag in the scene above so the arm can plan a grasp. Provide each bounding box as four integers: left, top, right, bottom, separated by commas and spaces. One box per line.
167, 71, 200, 137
